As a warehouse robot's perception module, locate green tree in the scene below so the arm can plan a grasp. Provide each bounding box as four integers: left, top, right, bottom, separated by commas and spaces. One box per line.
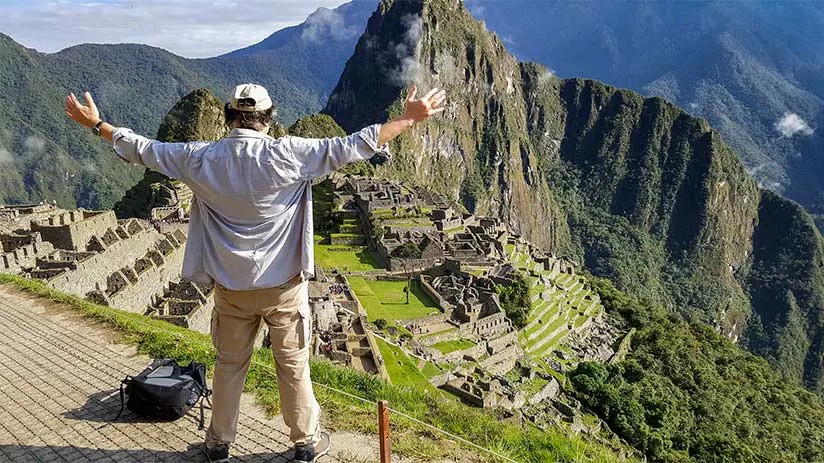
496, 272, 531, 328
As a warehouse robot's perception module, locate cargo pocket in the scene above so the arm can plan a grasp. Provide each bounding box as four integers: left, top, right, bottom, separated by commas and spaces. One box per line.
267, 309, 304, 354
298, 304, 311, 350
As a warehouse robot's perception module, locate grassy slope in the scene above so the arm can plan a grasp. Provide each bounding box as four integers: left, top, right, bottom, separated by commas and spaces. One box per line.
313, 235, 381, 272
348, 276, 441, 322
431, 339, 476, 354
0, 273, 631, 463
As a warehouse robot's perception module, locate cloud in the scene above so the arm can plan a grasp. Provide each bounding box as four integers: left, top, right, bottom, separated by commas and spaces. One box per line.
389, 13, 423, 86
24, 135, 46, 153
0, 145, 13, 164
775, 113, 814, 138
464, 0, 486, 18
301, 7, 361, 43
0, 0, 351, 58
538, 69, 555, 84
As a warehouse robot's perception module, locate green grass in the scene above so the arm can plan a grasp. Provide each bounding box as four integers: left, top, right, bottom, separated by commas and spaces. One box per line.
521, 377, 550, 396
504, 243, 516, 256
0, 274, 632, 463
431, 339, 476, 354
313, 234, 381, 271
420, 326, 457, 339
348, 277, 441, 322
329, 232, 363, 239
375, 337, 436, 391
421, 361, 442, 378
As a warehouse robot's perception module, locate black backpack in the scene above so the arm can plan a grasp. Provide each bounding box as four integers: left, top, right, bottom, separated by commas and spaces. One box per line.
117, 359, 212, 429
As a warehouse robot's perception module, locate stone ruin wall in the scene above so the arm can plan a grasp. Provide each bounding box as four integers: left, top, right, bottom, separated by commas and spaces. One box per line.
0, 235, 54, 274
92, 231, 187, 314
155, 293, 213, 334
31, 210, 118, 251
480, 344, 523, 376
47, 225, 163, 296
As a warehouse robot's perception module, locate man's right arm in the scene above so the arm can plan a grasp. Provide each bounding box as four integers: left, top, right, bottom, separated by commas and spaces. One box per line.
66, 91, 194, 180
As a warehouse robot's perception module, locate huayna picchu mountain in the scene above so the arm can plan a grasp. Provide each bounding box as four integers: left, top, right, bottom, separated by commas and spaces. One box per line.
321, 0, 824, 393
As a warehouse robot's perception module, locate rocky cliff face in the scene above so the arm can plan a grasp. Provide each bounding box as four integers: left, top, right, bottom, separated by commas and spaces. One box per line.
325, 0, 824, 391
325, 0, 572, 253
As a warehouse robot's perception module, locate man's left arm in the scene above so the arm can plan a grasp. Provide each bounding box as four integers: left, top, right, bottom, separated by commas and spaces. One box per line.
65, 92, 192, 180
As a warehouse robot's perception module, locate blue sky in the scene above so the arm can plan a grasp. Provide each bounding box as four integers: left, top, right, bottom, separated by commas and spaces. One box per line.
0, 0, 350, 58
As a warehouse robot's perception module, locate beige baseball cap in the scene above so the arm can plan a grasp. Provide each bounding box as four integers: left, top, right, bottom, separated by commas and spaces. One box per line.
229, 83, 273, 112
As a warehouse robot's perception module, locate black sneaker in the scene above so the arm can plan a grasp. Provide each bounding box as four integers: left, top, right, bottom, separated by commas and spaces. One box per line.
293, 432, 331, 462
205, 443, 230, 463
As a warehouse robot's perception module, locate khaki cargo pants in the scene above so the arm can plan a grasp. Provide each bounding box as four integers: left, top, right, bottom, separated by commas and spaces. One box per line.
205, 275, 321, 449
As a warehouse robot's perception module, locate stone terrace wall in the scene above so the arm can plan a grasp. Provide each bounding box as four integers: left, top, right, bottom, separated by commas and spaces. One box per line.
0, 241, 54, 274
48, 227, 163, 296
157, 295, 213, 334
480, 344, 523, 376
103, 233, 187, 314
32, 210, 118, 251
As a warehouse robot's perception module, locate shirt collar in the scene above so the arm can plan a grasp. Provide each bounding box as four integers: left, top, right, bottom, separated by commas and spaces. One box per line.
227, 128, 272, 139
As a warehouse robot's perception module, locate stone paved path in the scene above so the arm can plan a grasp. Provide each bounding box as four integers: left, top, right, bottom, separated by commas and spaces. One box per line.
0, 286, 374, 463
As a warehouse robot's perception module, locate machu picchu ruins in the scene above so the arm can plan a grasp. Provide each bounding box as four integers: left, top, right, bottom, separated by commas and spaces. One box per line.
0, 171, 624, 434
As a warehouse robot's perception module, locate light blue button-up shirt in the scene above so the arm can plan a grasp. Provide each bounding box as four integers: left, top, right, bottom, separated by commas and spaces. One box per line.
112, 125, 389, 290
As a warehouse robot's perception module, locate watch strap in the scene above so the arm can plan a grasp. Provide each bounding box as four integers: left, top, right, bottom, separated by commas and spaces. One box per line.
92, 120, 105, 136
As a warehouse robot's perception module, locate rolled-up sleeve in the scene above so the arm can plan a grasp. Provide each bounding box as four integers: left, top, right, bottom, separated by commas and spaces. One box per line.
112, 127, 193, 180
286, 124, 391, 180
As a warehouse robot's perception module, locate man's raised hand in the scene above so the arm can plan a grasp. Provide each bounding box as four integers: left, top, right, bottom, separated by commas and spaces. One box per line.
403, 85, 447, 123
65, 92, 101, 128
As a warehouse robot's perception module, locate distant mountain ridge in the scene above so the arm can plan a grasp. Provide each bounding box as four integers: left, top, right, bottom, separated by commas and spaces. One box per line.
466, 0, 824, 220
0, 0, 375, 210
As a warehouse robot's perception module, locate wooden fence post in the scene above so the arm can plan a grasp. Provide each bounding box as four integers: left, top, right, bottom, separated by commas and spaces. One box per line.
378, 400, 391, 463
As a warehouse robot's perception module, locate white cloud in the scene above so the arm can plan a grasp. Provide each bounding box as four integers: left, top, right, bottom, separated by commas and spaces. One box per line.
301, 7, 360, 43
0, 0, 351, 58
0, 145, 13, 164
389, 13, 423, 86
774, 112, 814, 138
500, 35, 516, 46
538, 69, 555, 84
464, 0, 486, 18
24, 135, 46, 153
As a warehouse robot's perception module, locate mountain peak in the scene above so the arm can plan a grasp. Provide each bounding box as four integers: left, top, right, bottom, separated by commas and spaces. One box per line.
325, 0, 568, 252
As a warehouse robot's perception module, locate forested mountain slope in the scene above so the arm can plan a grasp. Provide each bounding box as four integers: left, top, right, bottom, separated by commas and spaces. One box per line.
466, 0, 824, 221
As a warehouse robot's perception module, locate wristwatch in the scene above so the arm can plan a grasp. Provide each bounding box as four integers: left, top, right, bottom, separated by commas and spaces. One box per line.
91, 120, 105, 137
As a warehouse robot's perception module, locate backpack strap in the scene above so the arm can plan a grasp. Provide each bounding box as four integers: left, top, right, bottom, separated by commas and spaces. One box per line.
198, 390, 213, 430
115, 376, 132, 421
